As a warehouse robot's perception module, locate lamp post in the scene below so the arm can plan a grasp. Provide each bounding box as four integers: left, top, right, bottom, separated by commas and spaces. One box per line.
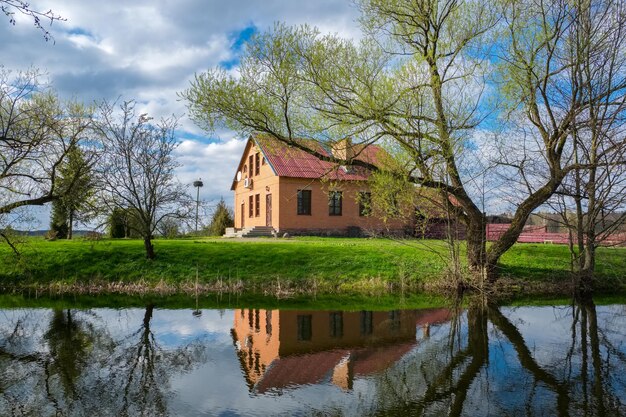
193, 178, 203, 233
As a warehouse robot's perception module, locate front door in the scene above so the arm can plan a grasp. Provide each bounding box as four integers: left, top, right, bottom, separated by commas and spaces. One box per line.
241, 203, 245, 228
266, 194, 272, 227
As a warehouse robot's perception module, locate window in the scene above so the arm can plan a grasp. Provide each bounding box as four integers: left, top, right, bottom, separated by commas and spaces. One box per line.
329, 312, 343, 338
249, 196, 253, 217
243, 164, 247, 173
297, 315, 312, 341
358, 192, 372, 216
249, 155, 254, 177
255, 194, 260, 217
255, 153, 260, 175
360, 310, 373, 336
329, 191, 342, 216
262, 156, 266, 165
297, 190, 312, 215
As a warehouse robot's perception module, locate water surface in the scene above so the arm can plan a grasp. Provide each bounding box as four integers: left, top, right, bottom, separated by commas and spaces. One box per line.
0, 300, 624, 416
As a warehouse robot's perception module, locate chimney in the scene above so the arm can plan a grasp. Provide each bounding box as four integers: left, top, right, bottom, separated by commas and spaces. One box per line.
331, 138, 354, 161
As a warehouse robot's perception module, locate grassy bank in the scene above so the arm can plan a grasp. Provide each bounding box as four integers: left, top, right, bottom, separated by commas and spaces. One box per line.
1, 237, 625, 296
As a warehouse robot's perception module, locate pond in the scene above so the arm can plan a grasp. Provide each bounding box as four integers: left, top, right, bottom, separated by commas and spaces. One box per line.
0, 298, 624, 416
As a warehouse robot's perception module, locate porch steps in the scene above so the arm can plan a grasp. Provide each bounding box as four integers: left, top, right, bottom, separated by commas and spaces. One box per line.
223, 226, 275, 238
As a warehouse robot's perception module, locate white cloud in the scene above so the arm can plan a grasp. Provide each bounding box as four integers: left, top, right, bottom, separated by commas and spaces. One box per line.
2, 0, 361, 227
174, 137, 247, 206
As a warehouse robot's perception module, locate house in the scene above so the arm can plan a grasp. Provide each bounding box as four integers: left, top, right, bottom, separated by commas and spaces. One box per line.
228, 133, 411, 236
231, 308, 452, 393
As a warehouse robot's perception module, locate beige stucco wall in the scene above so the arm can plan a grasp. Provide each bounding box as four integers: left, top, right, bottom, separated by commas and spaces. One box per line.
233, 142, 280, 229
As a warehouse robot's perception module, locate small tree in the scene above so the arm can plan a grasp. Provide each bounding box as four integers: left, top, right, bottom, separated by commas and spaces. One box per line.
52, 145, 96, 239
95, 101, 192, 259
107, 207, 143, 239
50, 200, 69, 239
207, 198, 234, 236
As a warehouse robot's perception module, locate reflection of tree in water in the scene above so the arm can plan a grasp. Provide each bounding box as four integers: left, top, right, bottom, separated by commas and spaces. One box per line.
0, 305, 209, 417
367, 300, 626, 417
40, 309, 98, 415
43, 310, 95, 403
104, 305, 207, 417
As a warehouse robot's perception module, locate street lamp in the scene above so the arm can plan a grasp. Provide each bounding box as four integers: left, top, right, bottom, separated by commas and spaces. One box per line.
193, 178, 204, 233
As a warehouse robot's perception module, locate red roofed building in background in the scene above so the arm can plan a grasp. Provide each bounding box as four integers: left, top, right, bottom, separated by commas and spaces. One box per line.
227, 133, 411, 236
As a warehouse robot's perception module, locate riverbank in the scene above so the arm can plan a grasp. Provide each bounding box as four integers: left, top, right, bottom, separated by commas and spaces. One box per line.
1, 237, 625, 296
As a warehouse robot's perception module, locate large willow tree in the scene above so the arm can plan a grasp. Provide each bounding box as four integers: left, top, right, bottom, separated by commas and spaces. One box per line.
182, 0, 626, 285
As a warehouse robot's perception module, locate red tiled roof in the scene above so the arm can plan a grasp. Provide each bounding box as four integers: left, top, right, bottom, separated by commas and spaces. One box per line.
253, 133, 383, 181
254, 342, 416, 394
352, 342, 415, 376
255, 350, 347, 393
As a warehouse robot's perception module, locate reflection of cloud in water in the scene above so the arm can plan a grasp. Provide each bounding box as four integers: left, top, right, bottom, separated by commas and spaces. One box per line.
1, 303, 626, 416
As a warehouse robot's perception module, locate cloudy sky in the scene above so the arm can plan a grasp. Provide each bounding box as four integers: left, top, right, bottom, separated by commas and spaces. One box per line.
2, 0, 362, 226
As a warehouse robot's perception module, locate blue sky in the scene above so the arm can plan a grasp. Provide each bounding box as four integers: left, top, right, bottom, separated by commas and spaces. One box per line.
1, 0, 361, 228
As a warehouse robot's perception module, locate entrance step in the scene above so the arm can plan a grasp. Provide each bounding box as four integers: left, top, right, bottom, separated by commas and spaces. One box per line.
223, 226, 276, 238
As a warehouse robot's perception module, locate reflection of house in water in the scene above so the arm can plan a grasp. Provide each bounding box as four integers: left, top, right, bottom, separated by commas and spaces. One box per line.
231, 308, 451, 393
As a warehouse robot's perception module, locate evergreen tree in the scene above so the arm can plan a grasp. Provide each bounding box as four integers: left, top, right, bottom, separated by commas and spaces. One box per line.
56, 146, 94, 239
108, 207, 143, 238
207, 198, 234, 236
50, 200, 69, 239
108, 208, 127, 238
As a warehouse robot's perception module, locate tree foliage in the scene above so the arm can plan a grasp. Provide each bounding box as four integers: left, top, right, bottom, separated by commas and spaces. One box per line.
207, 198, 234, 236
50, 199, 69, 239
182, 0, 626, 287
50, 145, 96, 239
0, 68, 94, 218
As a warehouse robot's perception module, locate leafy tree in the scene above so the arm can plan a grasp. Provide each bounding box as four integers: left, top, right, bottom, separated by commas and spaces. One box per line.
50, 199, 69, 239
0, 68, 94, 220
207, 198, 234, 236
107, 207, 142, 238
60, 146, 96, 239
94, 101, 192, 259
182, 1, 626, 288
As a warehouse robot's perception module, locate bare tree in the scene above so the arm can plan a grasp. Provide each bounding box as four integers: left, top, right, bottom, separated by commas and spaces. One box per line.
0, 68, 94, 248
545, 0, 626, 289
94, 100, 192, 259
1, 0, 65, 41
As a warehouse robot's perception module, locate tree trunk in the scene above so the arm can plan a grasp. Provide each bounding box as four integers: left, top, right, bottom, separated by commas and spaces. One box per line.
143, 238, 155, 260
578, 238, 596, 294
68, 209, 74, 240
485, 179, 562, 282
465, 214, 489, 280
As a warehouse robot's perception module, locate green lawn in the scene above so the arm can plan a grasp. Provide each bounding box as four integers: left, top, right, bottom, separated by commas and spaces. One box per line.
1, 236, 625, 294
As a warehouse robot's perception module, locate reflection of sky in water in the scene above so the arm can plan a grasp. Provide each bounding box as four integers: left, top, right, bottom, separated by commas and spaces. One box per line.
0, 304, 625, 416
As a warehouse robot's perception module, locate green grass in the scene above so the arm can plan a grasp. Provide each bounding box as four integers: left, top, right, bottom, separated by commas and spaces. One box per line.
1, 236, 625, 295
0, 291, 448, 311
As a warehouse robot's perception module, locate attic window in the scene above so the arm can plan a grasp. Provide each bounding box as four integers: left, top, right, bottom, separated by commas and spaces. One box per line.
262, 157, 266, 165
243, 164, 247, 173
